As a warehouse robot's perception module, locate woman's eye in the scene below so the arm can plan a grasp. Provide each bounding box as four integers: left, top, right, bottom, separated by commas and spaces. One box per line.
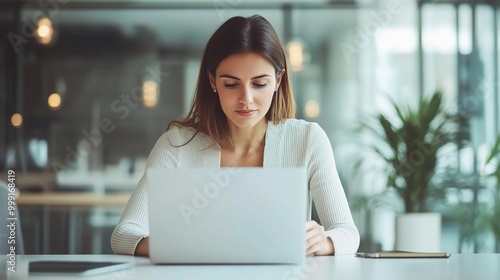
224, 83, 238, 89
254, 83, 267, 88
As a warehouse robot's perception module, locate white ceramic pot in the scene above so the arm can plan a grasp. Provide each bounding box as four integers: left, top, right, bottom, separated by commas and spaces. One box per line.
395, 213, 441, 252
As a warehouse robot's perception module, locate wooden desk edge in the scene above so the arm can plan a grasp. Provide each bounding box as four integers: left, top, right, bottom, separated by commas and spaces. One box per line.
16, 192, 131, 207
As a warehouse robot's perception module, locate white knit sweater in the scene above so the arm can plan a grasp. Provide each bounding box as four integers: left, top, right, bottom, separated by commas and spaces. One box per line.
110, 119, 359, 255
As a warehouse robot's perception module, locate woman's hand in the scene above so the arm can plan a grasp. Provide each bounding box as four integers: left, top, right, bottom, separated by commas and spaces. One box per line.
134, 237, 150, 256
306, 220, 334, 256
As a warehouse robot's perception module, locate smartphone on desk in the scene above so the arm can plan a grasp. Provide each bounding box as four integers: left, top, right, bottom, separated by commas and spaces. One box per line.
356, 251, 451, 258
29, 261, 133, 276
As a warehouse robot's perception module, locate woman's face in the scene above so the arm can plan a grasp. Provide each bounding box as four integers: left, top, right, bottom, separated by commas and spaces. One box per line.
209, 52, 283, 130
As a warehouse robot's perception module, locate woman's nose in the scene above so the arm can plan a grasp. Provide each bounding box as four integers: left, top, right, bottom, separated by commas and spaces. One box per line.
239, 86, 254, 104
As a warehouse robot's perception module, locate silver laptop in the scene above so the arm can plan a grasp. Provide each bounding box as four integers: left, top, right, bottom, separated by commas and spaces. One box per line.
146, 167, 307, 264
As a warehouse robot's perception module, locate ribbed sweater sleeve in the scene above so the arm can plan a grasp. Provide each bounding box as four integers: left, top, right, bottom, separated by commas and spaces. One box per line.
306, 123, 360, 255
110, 127, 182, 255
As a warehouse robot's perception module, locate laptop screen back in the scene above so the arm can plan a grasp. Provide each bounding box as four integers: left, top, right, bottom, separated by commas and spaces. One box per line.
147, 167, 307, 264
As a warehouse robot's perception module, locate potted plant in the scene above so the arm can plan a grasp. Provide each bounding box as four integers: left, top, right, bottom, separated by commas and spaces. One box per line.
357, 90, 458, 252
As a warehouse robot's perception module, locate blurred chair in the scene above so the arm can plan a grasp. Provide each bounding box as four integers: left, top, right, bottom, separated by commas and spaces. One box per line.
0, 180, 24, 255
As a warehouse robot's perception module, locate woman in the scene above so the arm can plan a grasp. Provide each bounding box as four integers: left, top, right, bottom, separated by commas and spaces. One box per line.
111, 15, 359, 256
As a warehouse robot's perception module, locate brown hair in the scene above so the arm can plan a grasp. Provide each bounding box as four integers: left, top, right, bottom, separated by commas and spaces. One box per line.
168, 15, 295, 148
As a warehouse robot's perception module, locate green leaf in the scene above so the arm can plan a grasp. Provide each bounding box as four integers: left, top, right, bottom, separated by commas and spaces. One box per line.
389, 96, 406, 122
485, 136, 500, 164
371, 146, 391, 163
378, 115, 399, 153
420, 91, 443, 137
352, 158, 365, 174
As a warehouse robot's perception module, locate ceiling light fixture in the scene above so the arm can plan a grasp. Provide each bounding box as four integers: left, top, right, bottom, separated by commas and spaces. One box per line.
287, 40, 304, 72
48, 93, 62, 109
304, 100, 320, 118
142, 80, 159, 107
36, 17, 54, 45
11, 113, 23, 128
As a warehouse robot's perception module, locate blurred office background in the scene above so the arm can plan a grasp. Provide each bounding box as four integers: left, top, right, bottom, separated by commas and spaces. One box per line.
0, 0, 499, 254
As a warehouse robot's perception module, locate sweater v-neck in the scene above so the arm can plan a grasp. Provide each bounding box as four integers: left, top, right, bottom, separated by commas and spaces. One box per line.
211, 121, 279, 168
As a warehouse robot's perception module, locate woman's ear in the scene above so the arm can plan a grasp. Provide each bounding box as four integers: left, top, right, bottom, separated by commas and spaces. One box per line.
207, 70, 216, 89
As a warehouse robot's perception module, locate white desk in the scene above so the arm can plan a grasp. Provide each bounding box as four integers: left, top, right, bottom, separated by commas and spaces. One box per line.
3, 254, 500, 280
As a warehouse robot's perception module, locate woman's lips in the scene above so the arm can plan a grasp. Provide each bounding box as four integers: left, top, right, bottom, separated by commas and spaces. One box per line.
234, 109, 257, 116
